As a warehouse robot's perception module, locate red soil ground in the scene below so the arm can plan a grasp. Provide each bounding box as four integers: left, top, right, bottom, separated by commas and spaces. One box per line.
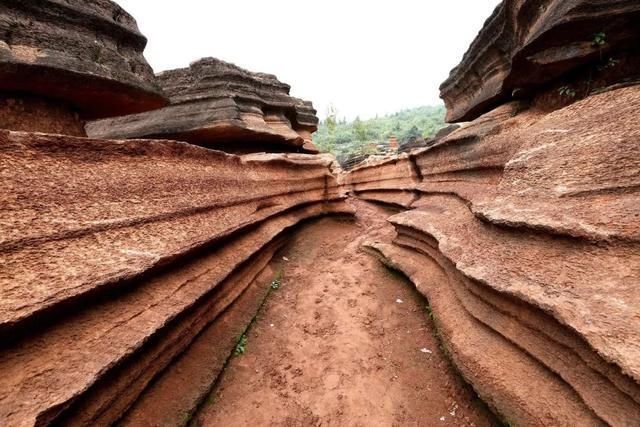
194, 200, 498, 426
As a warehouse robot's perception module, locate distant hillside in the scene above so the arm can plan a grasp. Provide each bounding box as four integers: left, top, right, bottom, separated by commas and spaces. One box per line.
312, 105, 447, 161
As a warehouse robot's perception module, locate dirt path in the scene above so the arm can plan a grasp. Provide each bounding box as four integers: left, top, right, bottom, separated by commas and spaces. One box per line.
195, 200, 497, 426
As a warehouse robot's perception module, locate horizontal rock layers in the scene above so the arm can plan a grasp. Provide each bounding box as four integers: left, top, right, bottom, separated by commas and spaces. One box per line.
114, 261, 277, 427
347, 85, 640, 425
0, 0, 167, 132
86, 58, 321, 154
339, 101, 525, 209
440, 0, 640, 122
0, 130, 351, 426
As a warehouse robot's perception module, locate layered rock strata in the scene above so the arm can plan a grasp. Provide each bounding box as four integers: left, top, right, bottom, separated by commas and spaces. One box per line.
0, 0, 167, 134
86, 58, 320, 154
348, 84, 640, 425
398, 124, 460, 154
341, 100, 533, 209
346, 3, 640, 421
440, 0, 640, 122
0, 131, 350, 426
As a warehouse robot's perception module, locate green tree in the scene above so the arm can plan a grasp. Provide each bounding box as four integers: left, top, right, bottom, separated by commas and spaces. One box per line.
322, 104, 338, 153
402, 125, 422, 143
312, 105, 446, 158
353, 116, 368, 143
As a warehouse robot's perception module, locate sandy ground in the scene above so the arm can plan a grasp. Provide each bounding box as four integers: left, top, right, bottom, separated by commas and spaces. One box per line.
195, 200, 497, 426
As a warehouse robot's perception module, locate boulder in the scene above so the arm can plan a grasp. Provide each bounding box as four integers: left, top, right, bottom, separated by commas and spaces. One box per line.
0, 0, 167, 134
440, 0, 640, 122
86, 58, 320, 154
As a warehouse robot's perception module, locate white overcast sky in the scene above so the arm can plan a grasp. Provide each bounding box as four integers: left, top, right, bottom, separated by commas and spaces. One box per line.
117, 0, 500, 120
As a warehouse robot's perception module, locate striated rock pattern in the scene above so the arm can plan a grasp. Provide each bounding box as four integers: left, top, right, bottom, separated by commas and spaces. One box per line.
86, 58, 320, 154
440, 0, 640, 122
398, 124, 460, 154
0, 0, 167, 126
341, 100, 532, 208
0, 130, 351, 426
348, 85, 640, 425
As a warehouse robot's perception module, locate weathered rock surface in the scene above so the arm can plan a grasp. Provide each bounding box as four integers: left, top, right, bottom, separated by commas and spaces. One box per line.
116, 262, 276, 427
0, 94, 86, 136
346, 3, 640, 419
0, 131, 351, 426
340, 153, 419, 207
440, 0, 640, 122
347, 85, 640, 425
367, 242, 606, 426
474, 88, 640, 242
86, 58, 320, 154
0, 0, 167, 126
340, 102, 529, 208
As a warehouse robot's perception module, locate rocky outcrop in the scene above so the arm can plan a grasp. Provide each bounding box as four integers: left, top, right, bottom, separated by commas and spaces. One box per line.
0, 0, 167, 134
398, 125, 460, 154
86, 58, 320, 154
440, 0, 640, 122
0, 130, 350, 426
348, 84, 640, 424
340, 153, 419, 208
3, 0, 638, 424
346, 3, 640, 420
341, 100, 532, 208
0, 2, 347, 424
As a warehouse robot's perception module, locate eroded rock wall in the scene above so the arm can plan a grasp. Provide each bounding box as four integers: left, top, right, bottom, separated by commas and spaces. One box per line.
344, 3, 640, 420
0, 0, 167, 124
0, 2, 348, 426
440, 0, 640, 122
86, 58, 320, 154
348, 60, 640, 427
0, 131, 350, 426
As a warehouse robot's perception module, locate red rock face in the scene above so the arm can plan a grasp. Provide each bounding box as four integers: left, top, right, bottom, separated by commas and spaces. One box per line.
0, 130, 351, 426
440, 0, 640, 122
0, 0, 167, 124
342, 3, 640, 423
349, 85, 640, 425
2, 0, 638, 424
0, 4, 336, 424
86, 58, 320, 154
0, 94, 86, 137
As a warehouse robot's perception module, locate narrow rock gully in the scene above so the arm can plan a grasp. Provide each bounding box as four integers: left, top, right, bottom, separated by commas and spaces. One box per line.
193, 199, 499, 426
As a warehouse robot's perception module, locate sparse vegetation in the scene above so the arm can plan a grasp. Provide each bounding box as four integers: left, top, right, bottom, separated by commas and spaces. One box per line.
592, 31, 606, 47
271, 271, 282, 290
234, 334, 248, 356
598, 57, 619, 71
425, 304, 434, 320
558, 85, 577, 98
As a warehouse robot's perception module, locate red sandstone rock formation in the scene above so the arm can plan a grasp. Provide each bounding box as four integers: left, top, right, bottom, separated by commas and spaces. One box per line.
440, 0, 640, 122
3, 0, 639, 424
0, 131, 350, 426
0, 2, 348, 426
345, 2, 640, 423
352, 77, 640, 427
0, 0, 167, 135
356, 85, 640, 425
86, 58, 320, 154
